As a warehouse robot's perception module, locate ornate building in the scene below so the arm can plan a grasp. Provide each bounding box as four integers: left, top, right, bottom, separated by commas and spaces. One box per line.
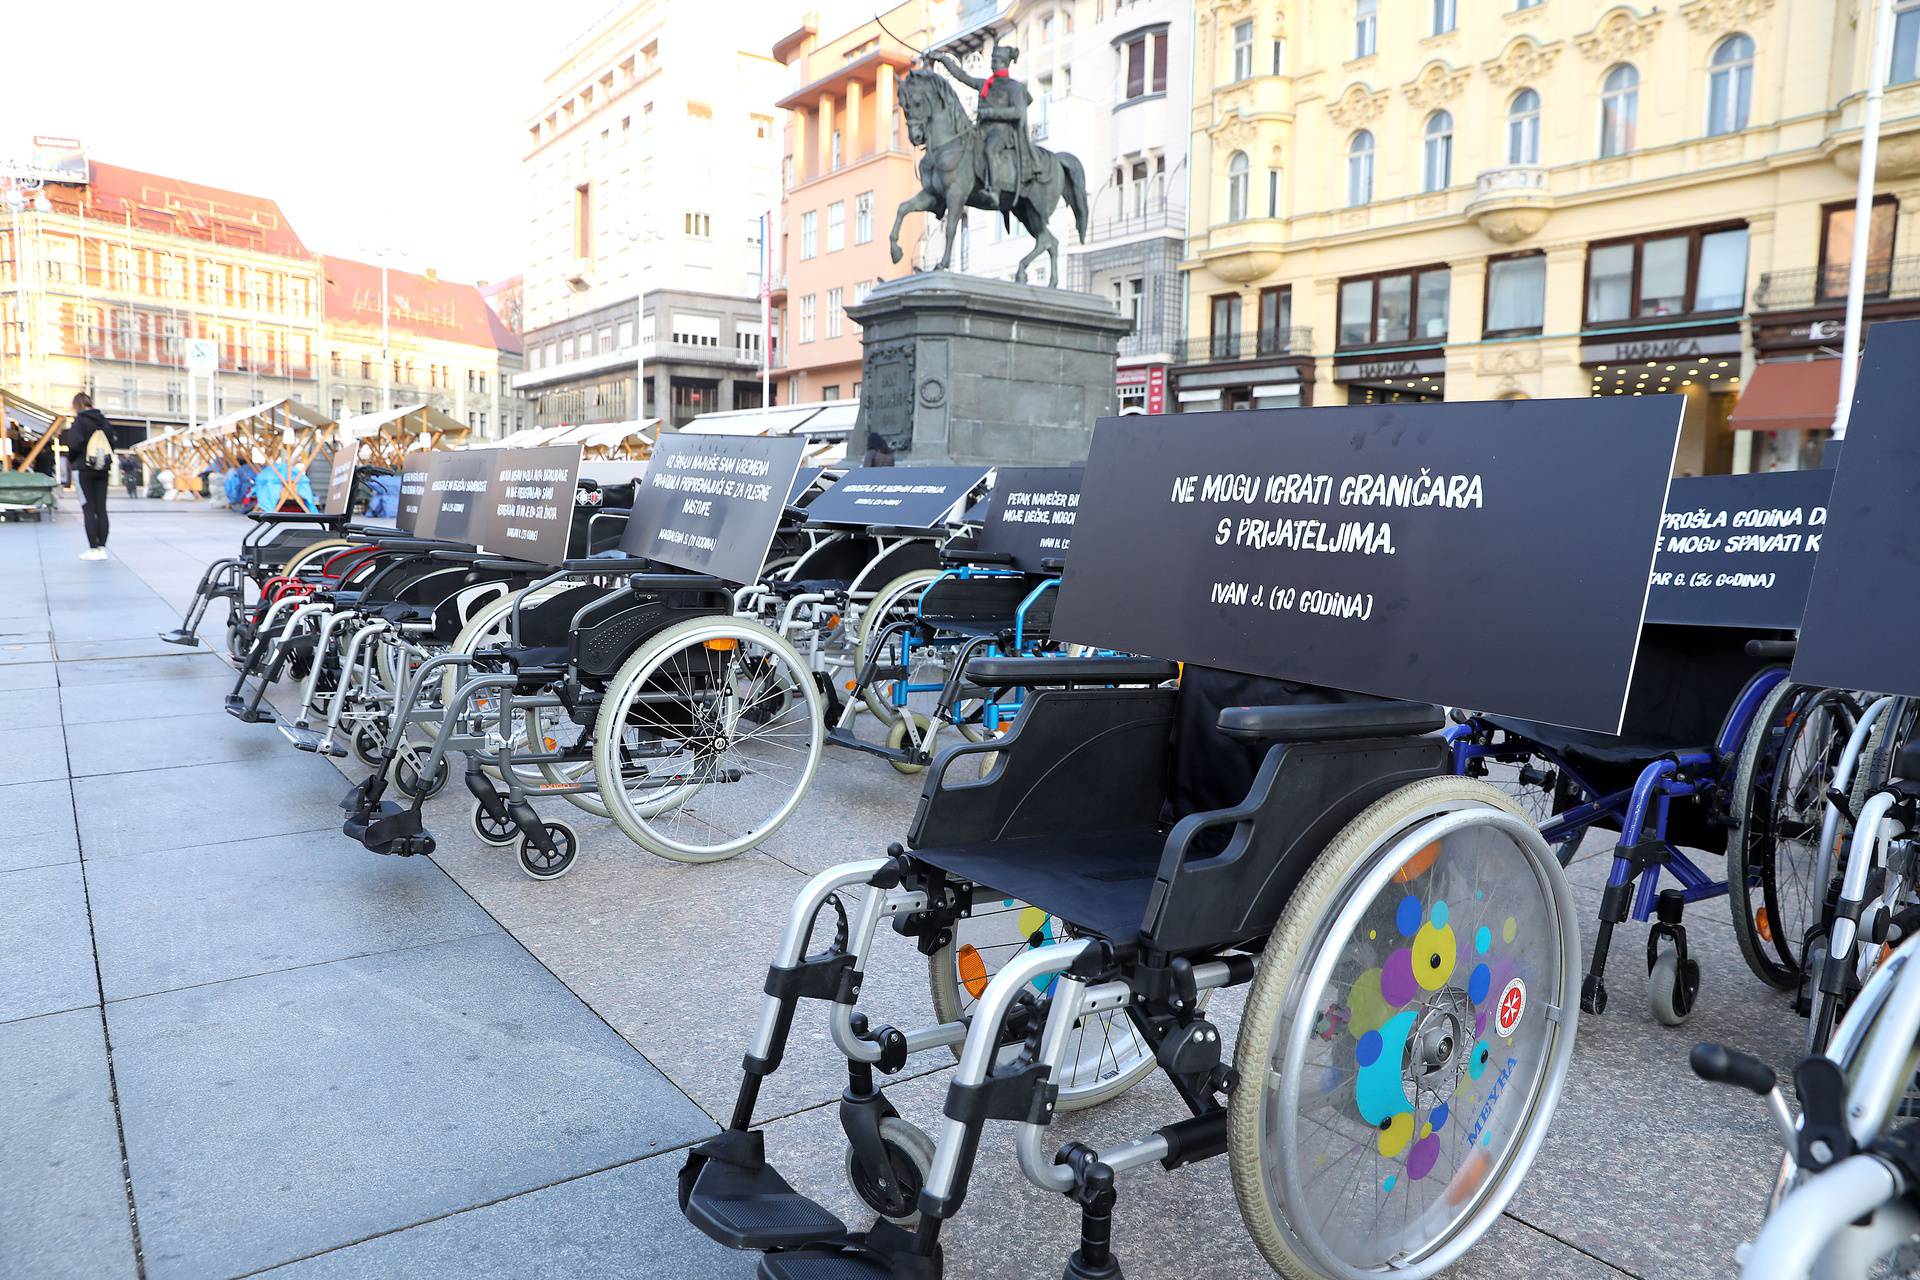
1180, 0, 1920, 473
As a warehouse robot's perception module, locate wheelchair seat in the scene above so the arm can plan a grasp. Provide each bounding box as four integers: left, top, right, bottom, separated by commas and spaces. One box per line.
1479, 714, 1697, 768
914, 829, 1169, 943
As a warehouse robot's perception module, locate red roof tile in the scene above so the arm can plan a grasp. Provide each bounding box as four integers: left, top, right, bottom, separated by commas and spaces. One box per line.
55, 161, 312, 258
323, 256, 522, 355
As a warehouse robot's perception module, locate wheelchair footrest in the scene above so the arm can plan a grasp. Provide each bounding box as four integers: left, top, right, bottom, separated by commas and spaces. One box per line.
684, 1142, 847, 1251
279, 723, 347, 756
758, 1246, 905, 1279
825, 727, 910, 764
157, 628, 201, 647
223, 693, 275, 724
342, 801, 435, 857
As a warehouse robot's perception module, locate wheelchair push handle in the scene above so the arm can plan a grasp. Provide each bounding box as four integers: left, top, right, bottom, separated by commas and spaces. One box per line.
1745, 639, 1797, 660
943, 549, 1016, 566
1689, 1042, 1776, 1096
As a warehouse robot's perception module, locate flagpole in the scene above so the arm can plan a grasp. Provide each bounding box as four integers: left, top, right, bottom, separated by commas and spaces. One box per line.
1835, 0, 1899, 440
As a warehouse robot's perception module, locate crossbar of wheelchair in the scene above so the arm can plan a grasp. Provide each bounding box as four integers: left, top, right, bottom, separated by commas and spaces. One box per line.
294, 608, 358, 721
409, 670, 527, 781
384, 651, 477, 744
749, 859, 889, 1067
1012, 578, 1058, 651
1445, 726, 1613, 844
319, 620, 391, 743
1829, 789, 1906, 979
828, 882, 953, 1065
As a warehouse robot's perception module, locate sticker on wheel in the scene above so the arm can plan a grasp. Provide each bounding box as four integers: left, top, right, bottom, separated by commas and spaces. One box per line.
1494, 977, 1527, 1038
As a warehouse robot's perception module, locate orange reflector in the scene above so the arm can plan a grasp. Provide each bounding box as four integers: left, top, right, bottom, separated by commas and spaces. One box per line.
1755, 906, 1773, 942
845, 681, 858, 691
1446, 1149, 1494, 1206
1394, 840, 1442, 883
957, 944, 990, 999
543, 736, 557, 751
704, 637, 739, 651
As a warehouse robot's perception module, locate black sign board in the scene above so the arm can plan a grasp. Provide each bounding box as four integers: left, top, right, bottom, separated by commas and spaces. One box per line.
323, 442, 357, 516
395, 450, 432, 534
422, 450, 494, 544
803, 465, 988, 529
1053, 401, 1683, 733
789, 466, 826, 504
977, 466, 1083, 574
1793, 319, 1920, 697
477, 444, 583, 566
619, 435, 806, 583
1645, 470, 1830, 629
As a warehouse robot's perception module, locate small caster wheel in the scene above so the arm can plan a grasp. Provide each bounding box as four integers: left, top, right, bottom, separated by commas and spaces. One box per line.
391, 747, 450, 800
1649, 946, 1701, 1026
471, 799, 518, 847
226, 623, 248, 662
885, 713, 934, 776
844, 1116, 935, 1227
351, 722, 387, 768
519, 821, 578, 881
1580, 974, 1608, 1016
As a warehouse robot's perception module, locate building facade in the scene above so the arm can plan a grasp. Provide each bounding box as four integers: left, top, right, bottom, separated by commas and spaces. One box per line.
0, 161, 321, 433
479, 275, 524, 338
515, 0, 787, 430
769, 0, 950, 406
1179, 0, 1920, 473
318, 256, 526, 441
927, 0, 1193, 411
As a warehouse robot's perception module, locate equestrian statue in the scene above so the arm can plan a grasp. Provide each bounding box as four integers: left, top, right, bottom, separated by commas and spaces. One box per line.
889, 43, 1089, 286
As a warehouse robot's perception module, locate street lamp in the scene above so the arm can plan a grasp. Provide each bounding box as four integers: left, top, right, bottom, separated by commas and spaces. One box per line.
622, 220, 662, 431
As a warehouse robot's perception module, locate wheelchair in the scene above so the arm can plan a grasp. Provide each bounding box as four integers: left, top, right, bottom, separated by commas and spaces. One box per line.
680, 659, 1579, 1280
1447, 624, 1801, 1024
341, 537, 824, 878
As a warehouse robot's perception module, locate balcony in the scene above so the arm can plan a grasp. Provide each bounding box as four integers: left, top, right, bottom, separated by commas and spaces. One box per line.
1082, 202, 1185, 245
1464, 166, 1554, 244
1752, 257, 1920, 312
1179, 328, 1313, 366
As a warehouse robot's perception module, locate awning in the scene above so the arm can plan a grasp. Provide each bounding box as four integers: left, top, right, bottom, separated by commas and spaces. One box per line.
1729, 359, 1843, 432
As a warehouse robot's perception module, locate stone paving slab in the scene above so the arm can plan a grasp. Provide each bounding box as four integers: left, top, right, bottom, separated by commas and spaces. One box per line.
0, 1009, 139, 1280
59, 673, 243, 725
71, 753, 355, 859
0, 862, 98, 1024
257, 1154, 745, 1279
55, 651, 230, 687
0, 722, 67, 783
85, 828, 499, 1001
0, 660, 57, 691
0, 683, 62, 729
0, 777, 80, 872
0, 640, 54, 665
65, 708, 292, 777
107, 931, 715, 1280
56, 634, 209, 662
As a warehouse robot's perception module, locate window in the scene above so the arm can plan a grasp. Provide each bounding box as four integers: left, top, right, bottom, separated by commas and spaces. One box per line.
1432, 0, 1456, 35
1897, 0, 1920, 84
1210, 293, 1242, 360
574, 183, 593, 258
801, 211, 817, 259
827, 202, 846, 252
1258, 286, 1292, 354
684, 212, 711, 238
1132, 159, 1150, 215
1346, 131, 1374, 206
827, 287, 844, 338
1354, 0, 1377, 58
1112, 276, 1146, 328
1267, 167, 1281, 217
855, 192, 874, 243
820, 385, 840, 401
1484, 254, 1546, 334
1584, 225, 1749, 323
1515, 0, 1540, 7
1707, 34, 1754, 136
1272, 38, 1286, 74
832, 129, 842, 169
1820, 197, 1898, 300
1508, 89, 1541, 164
799, 294, 816, 343
1120, 28, 1169, 100
1227, 152, 1250, 221
1337, 266, 1451, 346
1599, 64, 1638, 158
855, 280, 875, 304
1232, 21, 1254, 81
1422, 111, 1453, 191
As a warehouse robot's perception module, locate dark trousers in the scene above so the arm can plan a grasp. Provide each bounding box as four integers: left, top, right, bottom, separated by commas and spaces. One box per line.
76, 468, 110, 548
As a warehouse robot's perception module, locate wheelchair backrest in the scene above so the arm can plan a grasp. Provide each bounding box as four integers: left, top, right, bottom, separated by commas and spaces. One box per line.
916, 572, 1048, 632
1620, 624, 1776, 751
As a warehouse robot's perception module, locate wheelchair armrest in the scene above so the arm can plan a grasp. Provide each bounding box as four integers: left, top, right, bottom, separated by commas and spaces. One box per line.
867, 524, 942, 538
1217, 701, 1445, 744
1745, 639, 1796, 660
944, 549, 1015, 566
628, 572, 728, 594
556, 555, 652, 571
1039, 557, 1065, 572
966, 656, 1177, 688
248, 511, 345, 526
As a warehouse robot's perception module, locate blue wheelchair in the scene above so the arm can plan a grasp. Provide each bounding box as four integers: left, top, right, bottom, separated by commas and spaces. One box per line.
1448, 625, 1795, 1023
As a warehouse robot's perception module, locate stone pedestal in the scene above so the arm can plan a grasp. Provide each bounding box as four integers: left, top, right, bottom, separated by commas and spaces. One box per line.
846, 271, 1132, 466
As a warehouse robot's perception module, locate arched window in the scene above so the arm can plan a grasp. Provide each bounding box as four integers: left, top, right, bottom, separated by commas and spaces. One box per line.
1347, 130, 1375, 206
1599, 63, 1639, 158
1708, 34, 1754, 135
1508, 88, 1541, 165
1422, 110, 1453, 191
1227, 151, 1250, 221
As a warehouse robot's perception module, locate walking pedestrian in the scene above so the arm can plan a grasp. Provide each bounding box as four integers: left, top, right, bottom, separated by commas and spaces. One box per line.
119, 451, 142, 500
64, 392, 114, 560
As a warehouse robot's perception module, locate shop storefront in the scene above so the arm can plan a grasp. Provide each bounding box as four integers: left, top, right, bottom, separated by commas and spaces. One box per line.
1115, 364, 1169, 414
1580, 328, 1743, 475
1332, 353, 1445, 405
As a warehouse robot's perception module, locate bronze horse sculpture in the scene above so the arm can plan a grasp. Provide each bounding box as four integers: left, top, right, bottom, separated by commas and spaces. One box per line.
888, 65, 1089, 287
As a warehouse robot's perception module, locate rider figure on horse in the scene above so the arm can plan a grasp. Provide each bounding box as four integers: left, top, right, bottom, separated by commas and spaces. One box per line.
929, 44, 1042, 212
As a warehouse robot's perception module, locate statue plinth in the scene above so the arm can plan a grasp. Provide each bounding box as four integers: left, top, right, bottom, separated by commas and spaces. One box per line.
847, 272, 1132, 466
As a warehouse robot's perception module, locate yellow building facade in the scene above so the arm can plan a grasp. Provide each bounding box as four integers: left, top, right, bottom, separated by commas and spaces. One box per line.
1180, 0, 1920, 473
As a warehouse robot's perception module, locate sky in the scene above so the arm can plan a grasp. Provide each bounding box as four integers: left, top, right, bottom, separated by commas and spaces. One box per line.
5, 0, 616, 285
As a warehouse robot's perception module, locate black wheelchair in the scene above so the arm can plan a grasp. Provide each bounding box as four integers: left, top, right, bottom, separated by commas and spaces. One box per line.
681, 659, 1577, 1279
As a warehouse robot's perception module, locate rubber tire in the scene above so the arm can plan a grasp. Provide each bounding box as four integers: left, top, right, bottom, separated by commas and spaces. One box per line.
519, 821, 578, 881
351, 720, 387, 768
1726, 679, 1803, 990
1229, 775, 1561, 1280
390, 747, 450, 801
591, 616, 822, 863
471, 798, 518, 847
843, 1116, 935, 1228
1649, 947, 1700, 1027
854, 570, 944, 723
